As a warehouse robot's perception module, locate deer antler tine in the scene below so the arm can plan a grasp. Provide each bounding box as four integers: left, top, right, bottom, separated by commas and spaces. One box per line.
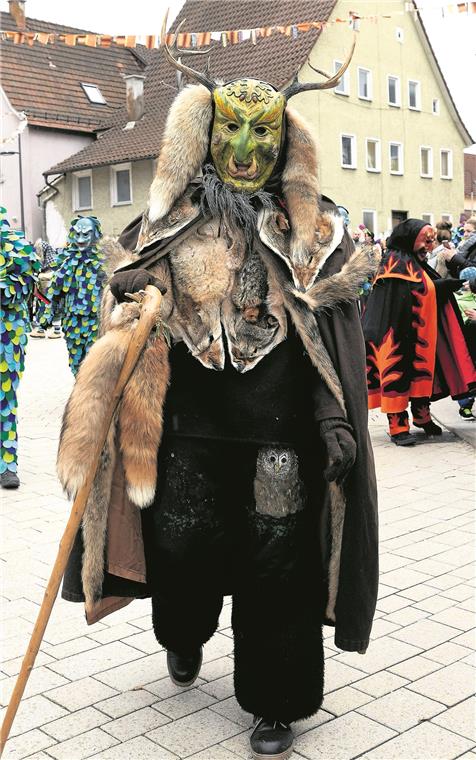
282, 33, 356, 100
160, 8, 215, 92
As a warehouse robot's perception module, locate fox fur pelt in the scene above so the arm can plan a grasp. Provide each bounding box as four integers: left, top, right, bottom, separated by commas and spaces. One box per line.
57, 301, 170, 608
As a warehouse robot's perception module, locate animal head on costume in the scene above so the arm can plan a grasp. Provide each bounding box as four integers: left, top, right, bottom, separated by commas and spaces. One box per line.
68, 216, 102, 252
160, 13, 355, 194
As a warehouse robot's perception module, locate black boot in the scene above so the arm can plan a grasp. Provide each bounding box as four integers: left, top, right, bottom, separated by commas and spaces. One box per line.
166, 647, 202, 687
250, 717, 294, 760
0, 471, 20, 489
414, 420, 442, 437
390, 432, 415, 446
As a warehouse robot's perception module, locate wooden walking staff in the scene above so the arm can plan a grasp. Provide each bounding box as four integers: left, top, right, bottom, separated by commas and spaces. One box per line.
0, 285, 163, 756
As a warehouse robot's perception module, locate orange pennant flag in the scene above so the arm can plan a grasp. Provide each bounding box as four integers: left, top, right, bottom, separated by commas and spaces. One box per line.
100, 35, 113, 47
64, 34, 77, 46
85, 34, 97, 47
37, 32, 49, 44
145, 35, 156, 49
125, 35, 136, 48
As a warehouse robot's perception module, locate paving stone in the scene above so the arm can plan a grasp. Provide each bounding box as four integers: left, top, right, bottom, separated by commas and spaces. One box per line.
376, 596, 409, 614
407, 661, 476, 706
352, 671, 408, 697
208, 696, 251, 728
200, 674, 235, 700
361, 721, 473, 759
147, 708, 243, 756
158, 688, 217, 720
323, 659, 367, 692
414, 595, 458, 613
428, 607, 475, 631
0, 667, 69, 707
334, 636, 422, 675
93, 651, 168, 691
88, 623, 142, 645
90, 735, 177, 759
1, 651, 55, 678
293, 709, 334, 736
0, 728, 56, 759
42, 636, 100, 660
202, 633, 234, 662
369, 618, 401, 639
102, 706, 170, 742
432, 696, 476, 742
41, 706, 109, 741
199, 656, 234, 682
392, 617, 462, 649
119, 629, 160, 654
322, 686, 373, 716
424, 641, 473, 665
146, 677, 206, 700
95, 689, 158, 718
295, 711, 395, 759
449, 629, 476, 648
383, 606, 428, 626
0, 694, 68, 738
46, 727, 119, 759
47, 641, 144, 681
46, 676, 118, 711
357, 687, 445, 731
398, 584, 439, 601
189, 746, 243, 760
388, 654, 442, 680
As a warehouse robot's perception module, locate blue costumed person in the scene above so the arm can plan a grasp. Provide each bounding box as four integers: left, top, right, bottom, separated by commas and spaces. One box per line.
39, 216, 105, 375
0, 207, 41, 488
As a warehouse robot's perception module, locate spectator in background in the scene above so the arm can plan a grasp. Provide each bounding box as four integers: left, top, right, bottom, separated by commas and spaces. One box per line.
428, 221, 452, 277
454, 272, 476, 420
30, 239, 62, 339
0, 208, 40, 488
443, 217, 476, 277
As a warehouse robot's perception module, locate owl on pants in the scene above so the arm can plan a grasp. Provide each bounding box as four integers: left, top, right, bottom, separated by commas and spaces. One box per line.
254, 447, 306, 518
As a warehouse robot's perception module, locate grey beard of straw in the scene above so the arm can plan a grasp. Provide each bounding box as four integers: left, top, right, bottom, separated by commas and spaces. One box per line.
200, 165, 275, 248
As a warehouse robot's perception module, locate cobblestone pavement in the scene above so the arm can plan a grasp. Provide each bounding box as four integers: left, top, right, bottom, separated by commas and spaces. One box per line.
1, 338, 475, 760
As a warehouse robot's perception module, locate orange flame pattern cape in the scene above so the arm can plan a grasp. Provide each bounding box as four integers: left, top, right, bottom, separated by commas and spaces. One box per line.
363, 228, 476, 413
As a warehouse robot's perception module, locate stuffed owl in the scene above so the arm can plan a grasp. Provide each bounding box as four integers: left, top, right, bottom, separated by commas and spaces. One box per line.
254, 447, 306, 518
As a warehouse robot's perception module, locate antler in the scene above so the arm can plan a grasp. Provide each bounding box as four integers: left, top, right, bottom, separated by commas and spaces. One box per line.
282, 33, 356, 100
161, 10, 215, 93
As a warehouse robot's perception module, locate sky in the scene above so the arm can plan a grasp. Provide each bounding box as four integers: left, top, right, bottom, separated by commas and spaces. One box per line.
2, 0, 475, 146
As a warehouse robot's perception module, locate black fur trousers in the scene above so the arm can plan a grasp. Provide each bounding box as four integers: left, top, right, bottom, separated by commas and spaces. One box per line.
145, 435, 325, 724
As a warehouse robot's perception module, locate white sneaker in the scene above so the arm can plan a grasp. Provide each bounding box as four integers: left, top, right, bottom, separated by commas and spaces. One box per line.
30, 326, 46, 338
47, 327, 63, 339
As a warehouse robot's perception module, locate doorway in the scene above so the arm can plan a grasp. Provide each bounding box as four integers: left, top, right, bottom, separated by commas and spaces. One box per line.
391, 210, 408, 227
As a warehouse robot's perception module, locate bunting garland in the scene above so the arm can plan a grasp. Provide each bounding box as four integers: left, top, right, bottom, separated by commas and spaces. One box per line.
0, 4, 474, 49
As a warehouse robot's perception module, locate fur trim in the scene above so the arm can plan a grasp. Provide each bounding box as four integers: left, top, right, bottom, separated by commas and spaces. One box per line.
294, 243, 381, 311
283, 106, 320, 264
148, 85, 213, 223
259, 244, 347, 415
326, 481, 345, 621
119, 335, 170, 508
101, 237, 133, 278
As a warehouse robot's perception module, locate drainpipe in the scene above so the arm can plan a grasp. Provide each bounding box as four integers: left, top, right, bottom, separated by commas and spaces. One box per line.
17, 132, 25, 233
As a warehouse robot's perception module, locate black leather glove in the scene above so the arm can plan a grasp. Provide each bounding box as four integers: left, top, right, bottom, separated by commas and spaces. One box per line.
319, 418, 356, 485
110, 269, 167, 303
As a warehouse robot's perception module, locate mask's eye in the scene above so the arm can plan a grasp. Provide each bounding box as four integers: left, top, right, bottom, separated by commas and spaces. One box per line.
270, 455, 277, 463
227, 123, 239, 132
281, 455, 288, 464
254, 126, 267, 136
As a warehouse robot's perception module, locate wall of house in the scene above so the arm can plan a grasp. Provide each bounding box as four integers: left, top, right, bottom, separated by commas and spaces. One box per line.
290, 0, 469, 237
51, 159, 154, 240
0, 89, 92, 241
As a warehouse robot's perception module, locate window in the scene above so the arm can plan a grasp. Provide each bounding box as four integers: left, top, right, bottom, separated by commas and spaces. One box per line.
341, 134, 356, 169
111, 163, 132, 205
422, 213, 434, 225
420, 146, 433, 177
441, 213, 452, 223
72, 171, 92, 211
388, 75, 401, 107
389, 142, 403, 175
366, 138, 381, 172
358, 67, 372, 100
408, 80, 421, 110
362, 209, 377, 234
81, 83, 107, 104
333, 60, 350, 95
440, 149, 453, 179
396, 27, 404, 43
432, 98, 440, 115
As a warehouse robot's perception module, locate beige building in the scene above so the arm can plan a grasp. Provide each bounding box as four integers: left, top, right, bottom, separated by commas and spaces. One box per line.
41, 0, 472, 241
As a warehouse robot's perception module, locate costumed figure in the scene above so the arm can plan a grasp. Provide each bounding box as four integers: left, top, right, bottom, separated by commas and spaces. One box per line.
363, 219, 476, 446
0, 208, 40, 488
39, 216, 105, 374
56, 29, 380, 759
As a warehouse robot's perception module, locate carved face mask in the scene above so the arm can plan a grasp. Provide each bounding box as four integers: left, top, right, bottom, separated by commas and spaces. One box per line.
210, 80, 286, 193
70, 218, 96, 251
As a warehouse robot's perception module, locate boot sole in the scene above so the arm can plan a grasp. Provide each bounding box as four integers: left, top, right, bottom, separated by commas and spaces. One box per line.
251, 743, 294, 760
167, 648, 203, 687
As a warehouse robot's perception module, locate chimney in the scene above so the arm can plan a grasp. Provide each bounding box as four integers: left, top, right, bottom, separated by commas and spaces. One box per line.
124, 75, 145, 122
8, 0, 26, 29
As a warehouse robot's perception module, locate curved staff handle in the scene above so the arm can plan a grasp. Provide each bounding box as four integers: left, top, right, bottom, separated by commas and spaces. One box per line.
0, 285, 163, 757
